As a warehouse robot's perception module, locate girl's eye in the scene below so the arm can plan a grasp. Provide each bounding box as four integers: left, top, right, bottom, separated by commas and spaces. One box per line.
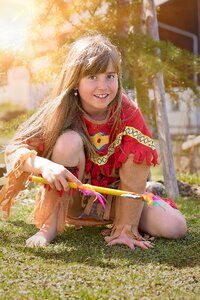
88, 75, 97, 80
107, 74, 116, 79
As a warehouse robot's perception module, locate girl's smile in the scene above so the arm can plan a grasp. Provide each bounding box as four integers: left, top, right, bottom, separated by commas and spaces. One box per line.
78, 62, 118, 120
94, 93, 109, 99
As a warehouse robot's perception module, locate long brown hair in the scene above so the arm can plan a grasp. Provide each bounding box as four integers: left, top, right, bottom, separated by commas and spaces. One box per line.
15, 34, 123, 158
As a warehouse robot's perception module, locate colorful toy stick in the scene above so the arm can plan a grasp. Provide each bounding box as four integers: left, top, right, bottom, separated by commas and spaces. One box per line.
28, 175, 160, 208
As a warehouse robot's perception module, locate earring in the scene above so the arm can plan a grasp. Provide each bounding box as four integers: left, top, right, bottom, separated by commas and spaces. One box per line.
74, 90, 78, 96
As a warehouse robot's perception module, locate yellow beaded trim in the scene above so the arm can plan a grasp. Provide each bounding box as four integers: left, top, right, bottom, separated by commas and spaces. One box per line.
90, 126, 156, 166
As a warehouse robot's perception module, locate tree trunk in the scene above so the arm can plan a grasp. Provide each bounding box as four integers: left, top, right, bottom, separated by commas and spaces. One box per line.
141, 0, 179, 198
116, 0, 130, 37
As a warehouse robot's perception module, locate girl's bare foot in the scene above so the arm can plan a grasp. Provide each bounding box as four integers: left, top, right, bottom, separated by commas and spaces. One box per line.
26, 225, 57, 247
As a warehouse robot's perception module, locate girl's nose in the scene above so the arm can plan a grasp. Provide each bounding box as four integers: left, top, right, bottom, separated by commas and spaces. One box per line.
97, 77, 108, 89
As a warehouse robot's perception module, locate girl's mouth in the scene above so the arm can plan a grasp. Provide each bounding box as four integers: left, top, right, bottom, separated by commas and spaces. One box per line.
94, 94, 109, 99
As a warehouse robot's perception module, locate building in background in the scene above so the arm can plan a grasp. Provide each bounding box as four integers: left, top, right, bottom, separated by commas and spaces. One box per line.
155, 0, 200, 137
156, 0, 200, 56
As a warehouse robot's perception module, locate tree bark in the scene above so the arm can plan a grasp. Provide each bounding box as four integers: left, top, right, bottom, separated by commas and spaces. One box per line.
141, 0, 179, 198
116, 0, 130, 37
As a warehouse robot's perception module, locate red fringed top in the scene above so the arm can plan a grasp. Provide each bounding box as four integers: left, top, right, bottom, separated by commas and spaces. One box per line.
84, 94, 158, 187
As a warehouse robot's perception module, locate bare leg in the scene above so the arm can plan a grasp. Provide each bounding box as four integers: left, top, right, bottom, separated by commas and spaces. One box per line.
139, 199, 187, 238
26, 188, 60, 247
26, 130, 85, 247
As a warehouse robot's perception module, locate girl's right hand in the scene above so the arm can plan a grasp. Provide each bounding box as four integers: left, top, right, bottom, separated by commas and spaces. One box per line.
40, 160, 82, 191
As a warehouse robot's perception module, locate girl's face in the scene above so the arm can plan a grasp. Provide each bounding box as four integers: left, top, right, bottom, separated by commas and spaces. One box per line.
77, 62, 118, 120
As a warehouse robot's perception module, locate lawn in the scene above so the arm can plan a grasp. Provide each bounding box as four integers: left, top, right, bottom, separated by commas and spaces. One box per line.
0, 186, 199, 300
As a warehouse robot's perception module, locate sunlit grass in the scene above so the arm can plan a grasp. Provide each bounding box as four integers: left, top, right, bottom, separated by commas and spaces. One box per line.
0, 102, 21, 110
151, 164, 163, 181
0, 186, 199, 300
177, 173, 200, 185
0, 153, 4, 164
0, 109, 34, 138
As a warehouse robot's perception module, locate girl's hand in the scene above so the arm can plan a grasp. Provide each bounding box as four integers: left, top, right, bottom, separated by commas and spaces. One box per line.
22, 155, 82, 191
105, 233, 153, 250
40, 160, 81, 191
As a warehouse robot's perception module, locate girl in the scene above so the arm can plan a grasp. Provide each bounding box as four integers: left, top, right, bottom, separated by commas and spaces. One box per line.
0, 34, 187, 249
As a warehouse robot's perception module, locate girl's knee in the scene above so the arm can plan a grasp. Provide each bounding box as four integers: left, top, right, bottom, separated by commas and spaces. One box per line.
56, 130, 83, 147
52, 130, 85, 166
55, 130, 83, 151
140, 204, 187, 239
166, 215, 187, 239
156, 213, 187, 239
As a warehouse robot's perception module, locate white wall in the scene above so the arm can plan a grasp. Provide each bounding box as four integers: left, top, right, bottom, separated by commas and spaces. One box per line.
0, 67, 51, 109
0, 85, 10, 104
7, 66, 32, 109
148, 88, 200, 135
166, 88, 200, 135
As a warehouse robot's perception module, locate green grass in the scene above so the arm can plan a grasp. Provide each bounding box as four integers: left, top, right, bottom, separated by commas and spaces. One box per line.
0, 187, 199, 299
177, 173, 200, 185
151, 164, 163, 181
0, 103, 21, 111
0, 153, 4, 164
0, 109, 35, 138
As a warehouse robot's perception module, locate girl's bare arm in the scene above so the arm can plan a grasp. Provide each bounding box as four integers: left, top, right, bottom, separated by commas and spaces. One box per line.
22, 155, 81, 191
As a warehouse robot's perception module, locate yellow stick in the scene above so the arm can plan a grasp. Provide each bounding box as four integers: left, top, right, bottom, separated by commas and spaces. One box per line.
29, 175, 141, 197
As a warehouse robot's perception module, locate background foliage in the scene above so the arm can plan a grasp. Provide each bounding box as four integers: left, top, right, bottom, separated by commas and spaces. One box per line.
1, 0, 199, 125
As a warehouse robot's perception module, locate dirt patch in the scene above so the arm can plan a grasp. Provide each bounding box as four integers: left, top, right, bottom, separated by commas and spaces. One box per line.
0, 110, 25, 122
0, 163, 6, 179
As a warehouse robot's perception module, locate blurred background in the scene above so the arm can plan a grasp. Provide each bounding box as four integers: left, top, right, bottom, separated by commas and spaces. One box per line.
0, 0, 199, 180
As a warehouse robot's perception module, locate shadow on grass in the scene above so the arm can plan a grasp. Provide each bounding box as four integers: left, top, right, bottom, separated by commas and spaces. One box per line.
1, 219, 200, 270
